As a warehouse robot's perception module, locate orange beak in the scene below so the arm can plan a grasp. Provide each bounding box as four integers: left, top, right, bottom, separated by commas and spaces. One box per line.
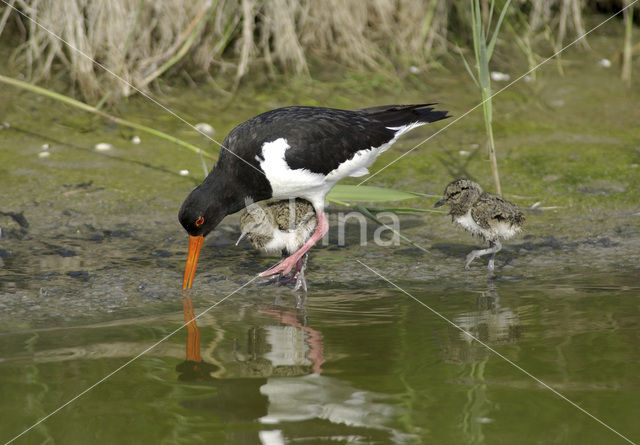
182, 235, 204, 290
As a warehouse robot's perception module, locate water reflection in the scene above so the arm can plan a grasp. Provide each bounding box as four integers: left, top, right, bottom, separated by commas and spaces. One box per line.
442, 282, 521, 364
177, 297, 409, 443
175, 296, 220, 382
442, 281, 522, 445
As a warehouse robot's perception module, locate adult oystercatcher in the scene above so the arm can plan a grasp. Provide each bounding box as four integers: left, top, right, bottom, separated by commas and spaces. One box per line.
434, 179, 525, 271
180, 104, 448, 289
237, 199, 316, 292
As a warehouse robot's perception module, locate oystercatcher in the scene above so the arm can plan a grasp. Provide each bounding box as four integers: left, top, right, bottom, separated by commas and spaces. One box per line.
237, 199, 316, 292
434, 179, 525, 271
180, 104, 448, 289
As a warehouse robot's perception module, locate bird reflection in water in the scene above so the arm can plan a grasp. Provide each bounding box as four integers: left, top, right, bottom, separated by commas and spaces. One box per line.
175, 296, 220, 382
439, 281, 522, 444
175, 300, 410, 442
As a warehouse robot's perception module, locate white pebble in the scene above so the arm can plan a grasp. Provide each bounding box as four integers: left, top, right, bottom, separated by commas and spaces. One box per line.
459, 150, 470, 156
38, 151, 50, 158
94, 142, 113, 151
41, 143, 50, 150
598, 58, 611, 68
131, 135, 141, 144
470, 143, 480, 149
490, 71, 510, 81
179, 169, 189, 176
1, 122, 9, 129
524, 75, 533, 83
409, 65, 420, 74
195, 123, 215, 137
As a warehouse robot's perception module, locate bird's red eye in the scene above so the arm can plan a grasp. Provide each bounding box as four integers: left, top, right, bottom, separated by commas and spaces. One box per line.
195, 216, 204, 227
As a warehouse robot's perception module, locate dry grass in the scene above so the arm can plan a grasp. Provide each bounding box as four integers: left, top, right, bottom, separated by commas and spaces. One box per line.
0, 0, 628, 102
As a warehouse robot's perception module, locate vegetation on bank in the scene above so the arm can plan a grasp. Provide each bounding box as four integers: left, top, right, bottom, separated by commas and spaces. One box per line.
0, 0, 636, 103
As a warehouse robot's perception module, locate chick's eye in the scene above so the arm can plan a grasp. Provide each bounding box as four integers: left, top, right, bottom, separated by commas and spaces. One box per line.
195, 216, 205, 227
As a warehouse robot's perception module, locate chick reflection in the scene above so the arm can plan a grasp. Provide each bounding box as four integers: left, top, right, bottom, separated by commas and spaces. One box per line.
441, 282, 522, 445
442, 282, 521, 364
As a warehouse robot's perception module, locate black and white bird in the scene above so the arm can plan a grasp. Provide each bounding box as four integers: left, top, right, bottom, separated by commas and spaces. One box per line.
237, 199, 317, 292
434, 179, 525, 271
179, 104, 449, 289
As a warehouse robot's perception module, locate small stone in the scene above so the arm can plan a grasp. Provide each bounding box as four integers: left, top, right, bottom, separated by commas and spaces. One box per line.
95, 142, 113, 151
524, 75, 533, 82
195, 123, 215, 137
598, 58, 612, 68
409, 65, 420, 74
41, 143, 50, 150
38, 151, 50, 158
458, 150, 470, 156
179, 169, 189, 176
131, 135, 141, 144
490, 71, 510, 81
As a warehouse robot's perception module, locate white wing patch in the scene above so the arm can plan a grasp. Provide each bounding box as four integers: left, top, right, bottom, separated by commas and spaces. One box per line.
258, 133, 410, 206
259, 138, 326, 204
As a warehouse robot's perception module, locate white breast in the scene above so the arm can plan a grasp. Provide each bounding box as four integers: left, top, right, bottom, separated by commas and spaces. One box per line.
455, 210, 521, 240
455, 210, 484, 237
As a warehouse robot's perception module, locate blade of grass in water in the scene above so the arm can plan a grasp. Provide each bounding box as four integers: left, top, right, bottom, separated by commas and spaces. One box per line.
328, 185, 424, 202
0, 74, 213, 160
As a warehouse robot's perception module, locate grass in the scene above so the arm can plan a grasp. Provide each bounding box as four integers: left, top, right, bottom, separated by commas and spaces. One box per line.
621, 0, 634, 85
461, 0, 512, 196
0, 1, 634, 103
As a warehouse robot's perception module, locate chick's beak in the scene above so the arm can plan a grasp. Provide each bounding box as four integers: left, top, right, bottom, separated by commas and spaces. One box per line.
433, 198, 446, 208
183, 235, 204, 290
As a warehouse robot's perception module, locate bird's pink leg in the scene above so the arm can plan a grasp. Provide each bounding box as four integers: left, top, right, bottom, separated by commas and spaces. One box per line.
260, 210, 328, 277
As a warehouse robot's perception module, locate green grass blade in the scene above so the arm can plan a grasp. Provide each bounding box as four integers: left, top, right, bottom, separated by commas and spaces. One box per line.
328, 185, 422, 202
402, 191, 442, 199
354, 205, 429, 253
486, 0, 496, 37
0, 74, 214, 160
487, 0, 512, 60
360, 206, 446, 214
459, 49, 480, 87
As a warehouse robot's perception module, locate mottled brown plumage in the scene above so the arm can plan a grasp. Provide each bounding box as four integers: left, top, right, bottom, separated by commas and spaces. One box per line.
434, 179, 525, 271
238, 199, 317, 291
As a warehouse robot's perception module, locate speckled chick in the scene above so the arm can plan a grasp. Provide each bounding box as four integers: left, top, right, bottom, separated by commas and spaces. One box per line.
434, 179, 525, 271
238, 199, 317, 291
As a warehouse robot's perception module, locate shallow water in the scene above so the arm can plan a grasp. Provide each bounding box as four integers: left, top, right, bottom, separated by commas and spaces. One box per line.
2, 26, 640, 444
1, 267, 638, 444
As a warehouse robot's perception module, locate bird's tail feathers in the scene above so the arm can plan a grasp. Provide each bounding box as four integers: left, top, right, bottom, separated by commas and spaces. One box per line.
358, 103, 450, 127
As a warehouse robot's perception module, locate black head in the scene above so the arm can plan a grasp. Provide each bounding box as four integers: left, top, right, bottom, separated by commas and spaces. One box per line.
178, 186, 227, 238
433, 179, 483, 216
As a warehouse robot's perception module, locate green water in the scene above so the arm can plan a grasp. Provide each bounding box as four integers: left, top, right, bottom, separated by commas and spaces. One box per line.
1, 272, 638, 444
1, 22, 640, 444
